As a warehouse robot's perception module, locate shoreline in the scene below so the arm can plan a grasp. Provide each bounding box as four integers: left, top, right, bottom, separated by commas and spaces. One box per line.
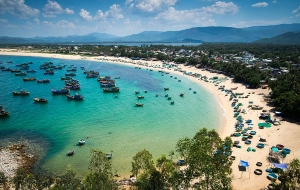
1, 49, 300, 189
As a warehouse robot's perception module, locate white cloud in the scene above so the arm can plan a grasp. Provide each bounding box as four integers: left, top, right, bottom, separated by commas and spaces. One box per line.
94, 10, 105, 20
153, 1, 238, 24
124, 18, 141, 26
251, 2, 268, 8
292, 6, 300, 14
105, 4, 123, 19
33, 18, 40, 25
125, 0, 133, 5
296, 14, 300, 17
202, 1, 239, 14
154, 7, 215, 25
128, 0, 177, 13
42, 0, 64, 18
79, 9, 93, 21
0, 0, 39, 18
65, 8, 74, 15
0, 19, 8, 23
43, 0, 74, 18
42, 20, 76, 29
272, 0, 276, 3
94, 4, 123, 20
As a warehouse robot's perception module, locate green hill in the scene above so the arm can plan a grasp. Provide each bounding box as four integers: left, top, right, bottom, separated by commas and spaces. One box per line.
255, 32, 300, 44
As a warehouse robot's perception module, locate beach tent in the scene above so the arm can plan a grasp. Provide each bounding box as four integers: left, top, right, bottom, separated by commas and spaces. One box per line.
273, 163, 288, 170
271, 147, 279, 153
240, 160, 249, 167
258, 122, 272, 128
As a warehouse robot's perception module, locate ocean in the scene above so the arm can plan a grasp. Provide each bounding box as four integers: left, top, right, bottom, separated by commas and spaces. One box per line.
0, 55, 220, 177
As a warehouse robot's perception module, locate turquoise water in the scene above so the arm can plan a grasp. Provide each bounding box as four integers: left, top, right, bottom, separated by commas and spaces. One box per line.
0, 55, 220, 177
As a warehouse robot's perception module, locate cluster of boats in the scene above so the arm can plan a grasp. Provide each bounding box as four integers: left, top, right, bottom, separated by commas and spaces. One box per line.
40, 62, 65, 70
85, 70, 99, 78
0, 105, 10, 116
98, 76, 115, 88
64, 78, 80, 90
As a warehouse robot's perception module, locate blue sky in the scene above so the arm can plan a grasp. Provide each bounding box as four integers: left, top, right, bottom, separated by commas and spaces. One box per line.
0, 0, 299, 37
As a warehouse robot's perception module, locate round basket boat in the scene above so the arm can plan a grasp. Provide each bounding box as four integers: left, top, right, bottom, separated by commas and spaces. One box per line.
254, 169, 263, 175
230, 156, 236, 160
256, 162, 262, 166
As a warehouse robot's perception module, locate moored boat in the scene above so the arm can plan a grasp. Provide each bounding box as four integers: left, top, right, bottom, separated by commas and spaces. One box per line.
2, 68, 11, 71
180, 93, 184, 97
11, 69, 21, 73
106, 151, 113, 159
103, 87, 120, 92
135, 102, 144, 107
15, 72, 27, 76
164, 87, 170, 90
13, 90, 29, 95
65, 73, 76, 76
137, 96, 144, 99
67, 150, 75, 156
52, 88, 70, 94
0, 105, 10, 116
66, 93, 84, 100
78, 139, 86, 145
61, 76, 72, 80
23, 77, 36, 81
33, 98, 48, 102
37, 79, 50, 83
27, 70, 36, 73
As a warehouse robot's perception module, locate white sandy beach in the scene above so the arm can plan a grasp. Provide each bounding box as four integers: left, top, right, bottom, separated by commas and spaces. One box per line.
1, 49, 300, 189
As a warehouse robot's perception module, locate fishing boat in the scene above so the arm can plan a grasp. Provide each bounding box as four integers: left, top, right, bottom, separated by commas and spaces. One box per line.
180, 93, 184, 97
115, 76, 120, 79
137, 96, 144, 99
164, 87, 170, 90
106, 151, 113, 159
135, 102, 144, 107
11, 69, 21, 73
135, 91, 140, 94
67, 150, 75, 156
170, 101, 175, 105
15, 72, 27, 76
13, 90, 29, 95
61, 76, 72, 80
27, 70, 36, 73
66, 93, 84, 100
37, 79, 50, 83
103, 87, 120, 92
23, 77, 36, 81
2, 68, 11, 71
65, 73, 76, 76
44, 71, 54, 74
65, 85, 81, 90
78, 139, 86, 145
33, 98, 48, 102
0, 106, 10, 116
52, 88, 70, 94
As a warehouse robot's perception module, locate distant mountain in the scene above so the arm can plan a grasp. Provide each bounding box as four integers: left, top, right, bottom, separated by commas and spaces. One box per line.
1, 23, 300, 44
254, 32, 300, 44
0, 33, 119, 44
243, 23, 300, 39
181, 38, 204, 43
113, 24, 300, 43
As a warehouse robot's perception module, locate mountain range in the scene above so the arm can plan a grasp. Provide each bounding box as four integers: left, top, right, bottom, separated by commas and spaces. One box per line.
1, 23, 300, 44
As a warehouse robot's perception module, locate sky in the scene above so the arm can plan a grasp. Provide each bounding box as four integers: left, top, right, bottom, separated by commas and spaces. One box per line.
0, 0, 300, 38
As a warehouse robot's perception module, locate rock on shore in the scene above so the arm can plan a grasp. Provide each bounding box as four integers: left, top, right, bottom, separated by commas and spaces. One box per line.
0, 144, 36, 178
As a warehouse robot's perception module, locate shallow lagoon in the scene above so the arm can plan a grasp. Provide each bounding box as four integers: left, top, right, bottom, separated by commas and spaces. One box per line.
0, 55, 220, 177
